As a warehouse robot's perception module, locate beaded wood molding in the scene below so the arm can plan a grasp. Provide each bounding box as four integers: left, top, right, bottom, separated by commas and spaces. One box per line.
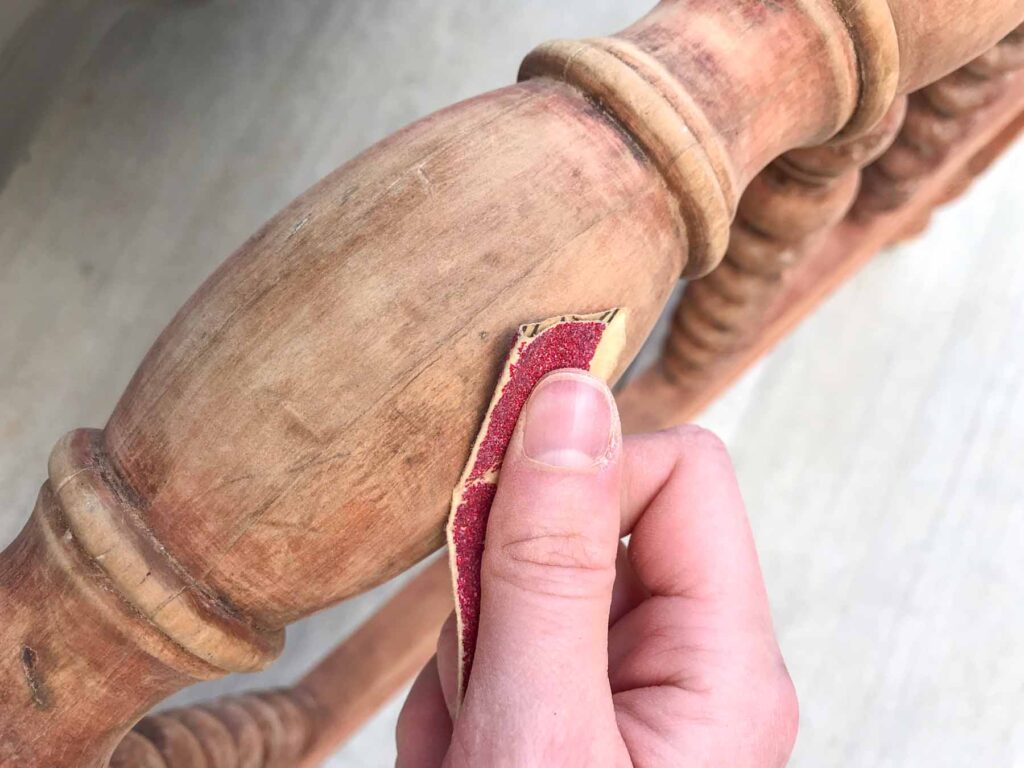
109, 690, 318, 768
857, 24, 1024, 217
622, 35, 1024, 433
662, 97, 908, 382
661, 23, 1024, 398
3, 2, 1024, 766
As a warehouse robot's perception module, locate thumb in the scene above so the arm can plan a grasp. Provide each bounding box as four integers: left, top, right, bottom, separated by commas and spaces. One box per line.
460, 370, 622, 731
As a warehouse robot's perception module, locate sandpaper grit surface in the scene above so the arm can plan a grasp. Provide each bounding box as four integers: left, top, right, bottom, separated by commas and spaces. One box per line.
446, 308, 628, 707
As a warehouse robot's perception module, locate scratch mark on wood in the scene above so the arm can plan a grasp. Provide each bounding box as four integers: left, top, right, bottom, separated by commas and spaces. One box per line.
20, 645, 51, 710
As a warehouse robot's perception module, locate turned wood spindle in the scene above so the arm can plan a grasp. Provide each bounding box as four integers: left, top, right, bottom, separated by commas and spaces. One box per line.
855, 24, 1024, 218
662, 97, 908, 382
104, 69, 1024, 768
3, 2, 1024, 765
108, 689, 318, 768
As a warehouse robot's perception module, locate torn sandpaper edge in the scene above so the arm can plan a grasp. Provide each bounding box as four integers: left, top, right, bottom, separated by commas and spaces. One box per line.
446, 308, 628, 710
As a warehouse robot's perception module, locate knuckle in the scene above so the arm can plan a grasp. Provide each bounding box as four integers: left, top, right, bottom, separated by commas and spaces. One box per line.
668, 424, 730, 458
502, 531, 607, 570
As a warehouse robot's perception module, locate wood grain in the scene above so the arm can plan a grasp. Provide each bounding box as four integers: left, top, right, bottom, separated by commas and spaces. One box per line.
662, 22, 1024, 403
113, 83, 1024, 764
620, 72, 1024, 432
1, 1, 1023, 764
663, 98, 907, 384
857, 24, 1024, 218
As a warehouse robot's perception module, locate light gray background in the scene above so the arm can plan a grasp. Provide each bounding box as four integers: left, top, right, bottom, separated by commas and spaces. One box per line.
2, 2, 1022, 766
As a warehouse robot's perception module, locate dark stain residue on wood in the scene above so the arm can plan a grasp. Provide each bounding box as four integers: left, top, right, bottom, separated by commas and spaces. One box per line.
582, 96, 650, 165
20, 645, 51, 710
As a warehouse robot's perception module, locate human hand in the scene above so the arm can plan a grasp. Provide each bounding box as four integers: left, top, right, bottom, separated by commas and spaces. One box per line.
397, 370, 798, 766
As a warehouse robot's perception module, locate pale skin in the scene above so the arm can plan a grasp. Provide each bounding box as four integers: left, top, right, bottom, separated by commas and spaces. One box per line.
397, 370, 799, 767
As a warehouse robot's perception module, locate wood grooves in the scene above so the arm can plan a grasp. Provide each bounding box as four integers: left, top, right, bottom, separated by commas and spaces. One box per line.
519, 37, 737, 277
105, 18, 1024, 768
662, 21, 1024, 386
108, 689, 319, 768
3, 3, 1024, 766
855, 24, 1024, 218
47, 429, 283, 676
661, 99, 907, 383
621, 66, 1024, 438
653, 0, 903, 379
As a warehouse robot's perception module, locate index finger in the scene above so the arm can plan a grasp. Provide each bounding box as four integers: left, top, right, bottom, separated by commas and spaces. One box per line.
619, 425, 770, 617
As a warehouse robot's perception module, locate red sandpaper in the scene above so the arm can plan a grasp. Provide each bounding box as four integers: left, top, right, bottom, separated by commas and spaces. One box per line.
446, 309, 627, 708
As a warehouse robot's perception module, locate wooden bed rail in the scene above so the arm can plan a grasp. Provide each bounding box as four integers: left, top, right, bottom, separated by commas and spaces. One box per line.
3, 3, 1023, 765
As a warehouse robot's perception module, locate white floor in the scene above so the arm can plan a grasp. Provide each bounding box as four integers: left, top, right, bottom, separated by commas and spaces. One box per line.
1, 3, 1022, 766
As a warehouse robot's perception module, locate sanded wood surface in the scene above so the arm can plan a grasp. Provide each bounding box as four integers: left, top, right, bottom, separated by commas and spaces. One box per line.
258, 86, 1024, 764
327, 136, 1024, 768
619, 71, 1024, 432
2, 2, 1023, 766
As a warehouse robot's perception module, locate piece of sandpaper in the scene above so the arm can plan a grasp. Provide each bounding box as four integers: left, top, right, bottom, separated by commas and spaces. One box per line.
446, 308, 628, 708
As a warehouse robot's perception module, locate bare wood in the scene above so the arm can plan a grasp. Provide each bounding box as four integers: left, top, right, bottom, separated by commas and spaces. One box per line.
663, 22, 1024, 398
122, 75, 1024, 760
887, 0, 1024, 90
0, 483, 214, 765
663, 97, 907, 386
620, 70, 1024, 433
2, 2, 1024, 764
107, 689, 319, 768
250, 89, 1024, 764
856, 24, 1024, 218
104, 557, 452, 768
892, 105, 1024, 242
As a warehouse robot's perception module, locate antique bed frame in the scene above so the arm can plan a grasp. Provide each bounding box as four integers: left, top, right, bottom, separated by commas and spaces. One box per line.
2, 2, 1023, 766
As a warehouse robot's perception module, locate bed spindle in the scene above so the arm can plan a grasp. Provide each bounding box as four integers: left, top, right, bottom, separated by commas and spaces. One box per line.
3, 3, 1023, 766
856, 24, 1024, 218
108, 690, 318, 768
662, 96, 908, 385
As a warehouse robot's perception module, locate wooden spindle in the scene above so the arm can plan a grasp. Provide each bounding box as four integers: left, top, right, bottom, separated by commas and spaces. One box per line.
3, 3, 1023, 765
108, 689, 319, 768
119, 60, 1024, 754
100, 89, 1024, 766
105, 555, 454, 768
856, 24, 1024, 218
620, 59, 1024, 435
662, 96, 908, 385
